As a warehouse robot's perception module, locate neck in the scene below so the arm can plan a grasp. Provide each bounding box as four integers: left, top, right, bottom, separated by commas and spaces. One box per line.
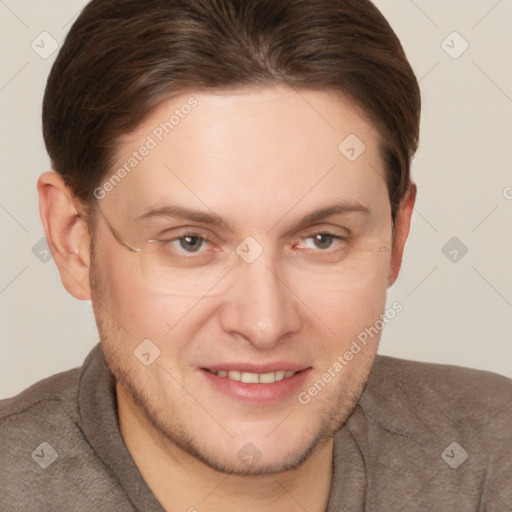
116, 382, 333, 512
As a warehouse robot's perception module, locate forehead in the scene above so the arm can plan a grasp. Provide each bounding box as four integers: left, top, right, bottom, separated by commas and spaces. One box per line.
105, 85, 389, 225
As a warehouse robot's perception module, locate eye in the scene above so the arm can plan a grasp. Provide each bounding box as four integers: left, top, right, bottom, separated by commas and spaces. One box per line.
149, 232, 213, 255
170, 233, 209, 253
302, 233, 344, 250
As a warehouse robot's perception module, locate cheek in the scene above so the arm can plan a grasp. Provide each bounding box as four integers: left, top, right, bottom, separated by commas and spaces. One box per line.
92, 245, 182, 340
306, 258, 388, 309
109, 279, 199, 342
298, 269, 389, 350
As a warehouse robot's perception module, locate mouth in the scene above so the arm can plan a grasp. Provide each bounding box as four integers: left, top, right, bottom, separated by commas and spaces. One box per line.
205, 369, 298, 384
200, 365, 311, 405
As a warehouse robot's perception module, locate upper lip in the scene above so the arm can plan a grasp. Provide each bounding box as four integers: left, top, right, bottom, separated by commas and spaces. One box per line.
203, 363, 310, 373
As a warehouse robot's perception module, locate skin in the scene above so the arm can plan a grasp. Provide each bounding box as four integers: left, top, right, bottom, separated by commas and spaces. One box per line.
38, 85, 415, 511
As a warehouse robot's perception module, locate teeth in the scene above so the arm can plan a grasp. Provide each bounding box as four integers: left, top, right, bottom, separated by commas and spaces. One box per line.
275, 370, 285, 382
258, 372, 276, 384
211, 369, 298, 383
227, 370, 241, 381
240, 372, 259, 384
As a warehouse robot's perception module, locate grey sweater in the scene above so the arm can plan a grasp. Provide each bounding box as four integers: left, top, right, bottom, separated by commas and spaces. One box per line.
1, 343, 511, 511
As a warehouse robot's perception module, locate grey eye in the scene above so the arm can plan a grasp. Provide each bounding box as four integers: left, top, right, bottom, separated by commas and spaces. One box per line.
178, 235, 206, 252
307, 233, 335, 250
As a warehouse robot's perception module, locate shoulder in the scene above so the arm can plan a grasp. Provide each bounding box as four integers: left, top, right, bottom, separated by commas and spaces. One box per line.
370, 354, 512, 403
0, 367, 83, 502
0, 351, 135, 510
364, 355, 512, 432
0, 367, 83, 478
0, 366, 81, 426
360, 354, 512, 464
349, 355, 512, 505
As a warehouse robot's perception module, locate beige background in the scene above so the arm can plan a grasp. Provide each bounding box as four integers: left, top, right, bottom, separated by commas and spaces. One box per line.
1, 0, 511, 399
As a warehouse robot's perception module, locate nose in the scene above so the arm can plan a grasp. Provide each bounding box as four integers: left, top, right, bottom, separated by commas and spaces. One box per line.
219, 252, 302, 351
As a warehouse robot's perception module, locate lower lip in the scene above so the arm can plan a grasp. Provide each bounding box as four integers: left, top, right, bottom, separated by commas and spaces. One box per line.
201, 369, 311, 405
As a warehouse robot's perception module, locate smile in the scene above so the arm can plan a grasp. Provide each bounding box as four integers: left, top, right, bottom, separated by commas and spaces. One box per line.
201, 366, 311, 404
207, 369, 298, 384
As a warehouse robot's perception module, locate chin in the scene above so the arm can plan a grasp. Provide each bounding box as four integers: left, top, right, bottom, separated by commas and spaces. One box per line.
172, 428, 328, 476
124, 375, 331, 476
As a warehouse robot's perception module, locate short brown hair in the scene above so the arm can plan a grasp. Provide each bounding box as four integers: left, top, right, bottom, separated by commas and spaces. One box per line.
42, 0, 420, 222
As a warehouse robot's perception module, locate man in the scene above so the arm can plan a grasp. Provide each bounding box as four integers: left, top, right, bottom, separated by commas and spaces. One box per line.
1, 0, 511, 510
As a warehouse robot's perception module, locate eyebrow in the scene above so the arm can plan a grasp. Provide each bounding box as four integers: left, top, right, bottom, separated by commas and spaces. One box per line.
292, 201, 369, 228
137, 204, 227, 227
136, 200, 369, 231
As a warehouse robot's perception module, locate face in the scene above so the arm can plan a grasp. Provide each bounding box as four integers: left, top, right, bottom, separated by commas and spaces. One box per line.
90, 85, 394, 474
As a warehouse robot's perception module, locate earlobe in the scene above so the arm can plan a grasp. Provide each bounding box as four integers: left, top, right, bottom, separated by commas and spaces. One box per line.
388, 183, 417, 287
37, 171, 92, 300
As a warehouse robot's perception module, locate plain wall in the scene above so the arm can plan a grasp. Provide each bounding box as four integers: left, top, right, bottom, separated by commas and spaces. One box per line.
1, 0, 511, 399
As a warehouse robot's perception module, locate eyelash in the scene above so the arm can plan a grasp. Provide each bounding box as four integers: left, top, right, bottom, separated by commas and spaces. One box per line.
154, 230, 350, 256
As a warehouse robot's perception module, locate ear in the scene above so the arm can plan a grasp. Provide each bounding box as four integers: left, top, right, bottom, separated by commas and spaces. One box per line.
37, 171, 92, 300
388, 182, 416, 287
